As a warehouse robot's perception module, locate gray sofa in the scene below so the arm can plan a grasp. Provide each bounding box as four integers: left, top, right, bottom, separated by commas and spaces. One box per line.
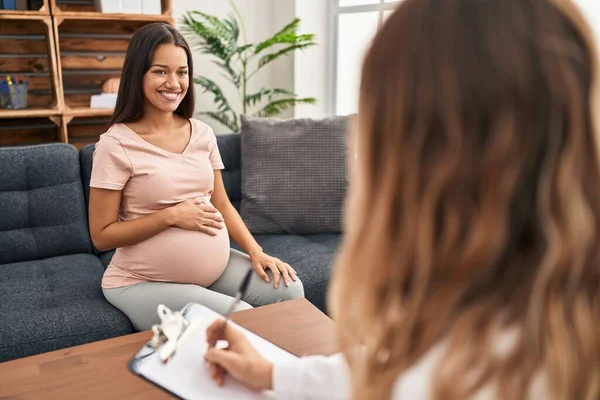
0, 133, 340, 363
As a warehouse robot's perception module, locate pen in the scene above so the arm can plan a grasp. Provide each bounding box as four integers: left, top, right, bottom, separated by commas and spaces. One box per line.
6, 75, 16, 97
1, 79, 12, 109
214, 268, 254, 343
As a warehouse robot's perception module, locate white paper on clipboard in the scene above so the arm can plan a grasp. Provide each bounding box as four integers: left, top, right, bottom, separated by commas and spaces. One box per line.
129, 303, 298, 400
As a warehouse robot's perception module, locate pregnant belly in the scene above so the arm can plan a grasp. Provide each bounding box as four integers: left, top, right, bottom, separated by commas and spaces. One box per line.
112, 225, 230, 286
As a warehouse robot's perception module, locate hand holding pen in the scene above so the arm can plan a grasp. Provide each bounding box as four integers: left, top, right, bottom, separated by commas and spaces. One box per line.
204, 268, 274, 391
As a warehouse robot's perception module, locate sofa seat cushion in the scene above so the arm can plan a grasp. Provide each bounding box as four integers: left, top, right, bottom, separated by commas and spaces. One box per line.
0, 253, 134, 362
251, 234, 341, 313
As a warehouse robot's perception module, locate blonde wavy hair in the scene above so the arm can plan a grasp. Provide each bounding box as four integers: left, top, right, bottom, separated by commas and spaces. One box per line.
329, 0, 600, 399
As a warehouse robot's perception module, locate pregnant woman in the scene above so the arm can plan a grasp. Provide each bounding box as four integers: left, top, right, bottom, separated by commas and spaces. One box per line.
88, 23, 304, 331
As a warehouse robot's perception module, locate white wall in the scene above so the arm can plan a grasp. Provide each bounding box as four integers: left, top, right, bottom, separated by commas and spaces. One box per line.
173, 0, 297, 133
271, 0, 296, 110
294, 0, 332, 118
575, 0, 600, 49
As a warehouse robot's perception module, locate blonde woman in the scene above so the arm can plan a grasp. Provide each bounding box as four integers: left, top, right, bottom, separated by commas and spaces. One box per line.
202, 0, 600, 398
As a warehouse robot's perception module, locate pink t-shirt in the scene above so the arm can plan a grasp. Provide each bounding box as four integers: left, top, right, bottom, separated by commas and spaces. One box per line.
90, 118, 230, 289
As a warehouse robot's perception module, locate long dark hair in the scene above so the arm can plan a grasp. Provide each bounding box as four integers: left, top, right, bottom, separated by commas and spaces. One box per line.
109, 22, 195, 125
330, 0, 600, 399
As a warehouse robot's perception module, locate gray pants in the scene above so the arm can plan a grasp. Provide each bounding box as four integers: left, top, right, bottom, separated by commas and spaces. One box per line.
103, 249, 305, 331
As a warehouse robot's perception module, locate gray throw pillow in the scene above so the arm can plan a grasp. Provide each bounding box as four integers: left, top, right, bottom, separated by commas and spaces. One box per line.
240, 115, 349, 234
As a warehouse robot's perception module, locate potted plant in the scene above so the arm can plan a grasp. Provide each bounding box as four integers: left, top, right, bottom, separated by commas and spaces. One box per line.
180, 3, 317, 132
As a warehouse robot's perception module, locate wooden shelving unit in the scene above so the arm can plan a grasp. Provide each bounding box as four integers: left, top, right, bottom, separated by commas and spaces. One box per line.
0, 0, 173, 147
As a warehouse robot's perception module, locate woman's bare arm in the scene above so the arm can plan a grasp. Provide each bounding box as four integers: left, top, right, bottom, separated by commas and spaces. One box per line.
88, 187, 175, 251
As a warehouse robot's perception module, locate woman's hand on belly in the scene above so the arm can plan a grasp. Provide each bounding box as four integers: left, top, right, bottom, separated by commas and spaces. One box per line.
167, 198, 224, 236
114, 225, 231, 286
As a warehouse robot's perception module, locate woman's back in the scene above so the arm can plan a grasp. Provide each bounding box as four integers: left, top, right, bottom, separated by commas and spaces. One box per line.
328, 0, 600, 399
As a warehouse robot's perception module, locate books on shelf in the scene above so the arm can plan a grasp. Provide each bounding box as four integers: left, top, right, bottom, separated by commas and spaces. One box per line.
0, 0, 38, 10
0, 0, 16, 11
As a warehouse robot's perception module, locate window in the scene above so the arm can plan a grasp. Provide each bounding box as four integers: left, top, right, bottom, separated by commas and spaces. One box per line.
333, 0, 400, 115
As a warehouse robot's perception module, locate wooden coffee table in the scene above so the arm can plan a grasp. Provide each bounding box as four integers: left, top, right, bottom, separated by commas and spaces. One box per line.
0, 298, 337, 399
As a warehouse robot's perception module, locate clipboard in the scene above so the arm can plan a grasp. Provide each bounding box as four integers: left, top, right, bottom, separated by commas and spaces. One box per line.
128, 302, 298, 400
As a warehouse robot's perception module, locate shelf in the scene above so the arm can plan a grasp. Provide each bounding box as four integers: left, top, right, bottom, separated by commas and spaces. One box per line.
0, 107, 60, 118
64, 107, 113, 117
0, 116, 61, 146
54, 13, 173, 22
0, 13, 49, 20
62, 114, 112, 148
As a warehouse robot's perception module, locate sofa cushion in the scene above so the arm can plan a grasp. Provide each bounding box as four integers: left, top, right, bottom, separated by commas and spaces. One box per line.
0, 144, 91, 265
80, 144, 107, 256
252, 234, 342, 313
240, 116, 349, 234
216, 133, 242, 203
80, 143, 95, 212
0, 253, 134, 362
99, 249, 115, 269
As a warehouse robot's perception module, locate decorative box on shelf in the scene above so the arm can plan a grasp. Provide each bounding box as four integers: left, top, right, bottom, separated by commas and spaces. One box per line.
93, 0, 121, 13
93, 0, 161, 14
90, 93, 117, 109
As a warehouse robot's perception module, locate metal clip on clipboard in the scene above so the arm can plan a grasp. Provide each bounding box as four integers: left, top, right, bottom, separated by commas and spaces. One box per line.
148, 304, 204, 364
139, 268, 254, 365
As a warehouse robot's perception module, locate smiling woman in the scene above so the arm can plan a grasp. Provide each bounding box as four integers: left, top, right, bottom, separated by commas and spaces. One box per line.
87, 23, 305, 332
143, 47, 190, 114
108, 23, 195, 125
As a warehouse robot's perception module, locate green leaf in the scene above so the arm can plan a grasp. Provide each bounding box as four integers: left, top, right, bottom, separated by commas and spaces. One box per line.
188, 11, 234, 41
180, 15, 228, 60
194, 76, 235, 113
194, 76, 240, 130
253, 97, 316, 118
257, 42, 315, 68
255, 18, 303, 54
199, 111, 239, 132
222, 14, 240, 42
180, 11, 240, 63
244, 88, 295, 108
181, 11, 246, 90
236, 44, 254, 55
214, 60, 241, 88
